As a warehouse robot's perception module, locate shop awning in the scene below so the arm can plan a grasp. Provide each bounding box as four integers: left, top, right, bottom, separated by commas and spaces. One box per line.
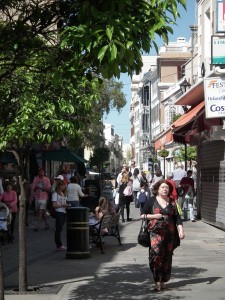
175, 79, 204, 106
154, 101, 205, 150
172, 101, 205, 129
154, 129, 174, 150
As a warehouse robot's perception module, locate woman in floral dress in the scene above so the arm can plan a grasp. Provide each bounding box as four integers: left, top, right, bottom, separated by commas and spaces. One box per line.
141, 179, 185, 292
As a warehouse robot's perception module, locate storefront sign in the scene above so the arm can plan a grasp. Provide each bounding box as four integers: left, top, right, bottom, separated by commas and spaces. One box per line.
216, 0, 225, 32
204, 77, 225, 118
211, 36, 225, 65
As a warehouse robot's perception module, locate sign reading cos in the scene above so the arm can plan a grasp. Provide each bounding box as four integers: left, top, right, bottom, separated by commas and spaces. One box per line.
204, 77, 225, 118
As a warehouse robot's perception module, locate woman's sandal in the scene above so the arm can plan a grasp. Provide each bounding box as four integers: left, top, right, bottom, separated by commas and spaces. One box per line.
154, 282, 161, 292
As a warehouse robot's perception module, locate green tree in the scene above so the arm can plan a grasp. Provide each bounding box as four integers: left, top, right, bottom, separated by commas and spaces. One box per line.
0, 0, 187, 79
90, 147, 110, 175
173, 145, 197, 167
67, 78, 126, 150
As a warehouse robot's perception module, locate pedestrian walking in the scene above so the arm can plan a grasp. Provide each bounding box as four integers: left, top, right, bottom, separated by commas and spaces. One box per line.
141, 179, 185, 292
132, 168, 141, 208
119, 171, 133, 222
30, 167, 51, 231
172, 163, 187, 188
179, 170, 195, 222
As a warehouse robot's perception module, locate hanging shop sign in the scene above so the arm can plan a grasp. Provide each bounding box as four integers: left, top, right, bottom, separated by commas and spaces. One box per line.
204, 76, 225, 118
211, 36, 225, 65
216, 0, 225, 33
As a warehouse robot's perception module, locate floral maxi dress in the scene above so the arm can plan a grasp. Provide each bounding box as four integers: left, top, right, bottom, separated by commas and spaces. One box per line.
142, 197, 180, 283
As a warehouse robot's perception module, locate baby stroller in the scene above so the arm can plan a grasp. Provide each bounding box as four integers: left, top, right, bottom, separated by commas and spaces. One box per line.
0, 202, 12, 245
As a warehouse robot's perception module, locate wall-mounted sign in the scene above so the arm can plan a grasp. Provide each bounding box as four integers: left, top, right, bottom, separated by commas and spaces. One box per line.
204, 77, 225, 118
216, 0, 225, 32
211, 36, 225, 65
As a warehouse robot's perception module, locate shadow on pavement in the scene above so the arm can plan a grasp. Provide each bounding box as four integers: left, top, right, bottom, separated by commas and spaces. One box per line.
65, 264, 221, 300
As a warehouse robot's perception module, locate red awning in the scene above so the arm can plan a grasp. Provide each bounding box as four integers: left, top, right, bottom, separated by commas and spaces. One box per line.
175, 80, 204, 106
172, 101, 205, 129
154, 101, 205, 150
154, 129, 173, 150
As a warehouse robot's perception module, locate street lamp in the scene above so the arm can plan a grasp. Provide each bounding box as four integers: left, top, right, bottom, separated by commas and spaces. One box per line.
180, 79, 191, 113
180, 78, 191, 94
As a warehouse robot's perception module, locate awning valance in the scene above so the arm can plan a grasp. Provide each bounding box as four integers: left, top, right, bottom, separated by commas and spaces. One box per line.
154, 130, 173, 150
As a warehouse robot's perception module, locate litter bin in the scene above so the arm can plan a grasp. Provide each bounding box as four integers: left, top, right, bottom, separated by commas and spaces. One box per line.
66, 207, 90, 259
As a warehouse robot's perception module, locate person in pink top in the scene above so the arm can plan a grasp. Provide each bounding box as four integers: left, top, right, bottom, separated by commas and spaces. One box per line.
30, 167, 51, 231
0, 181, 18, 240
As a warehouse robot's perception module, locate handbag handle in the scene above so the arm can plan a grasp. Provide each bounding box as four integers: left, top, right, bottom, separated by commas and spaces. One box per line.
143, 214, 148, 221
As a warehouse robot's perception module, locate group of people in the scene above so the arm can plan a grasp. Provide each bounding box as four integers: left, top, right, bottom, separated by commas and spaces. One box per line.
30, 167, 89, 250
171, 164, 196, 222
116, 164, 151, 222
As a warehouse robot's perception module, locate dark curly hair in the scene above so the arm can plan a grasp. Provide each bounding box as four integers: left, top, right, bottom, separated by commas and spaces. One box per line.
152, 179, 173, 197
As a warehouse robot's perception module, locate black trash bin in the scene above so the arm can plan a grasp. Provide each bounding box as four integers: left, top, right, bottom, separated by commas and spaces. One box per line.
66, 207, 90, 259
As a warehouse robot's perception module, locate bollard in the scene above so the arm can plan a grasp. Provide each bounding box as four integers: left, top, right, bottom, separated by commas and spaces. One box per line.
66, 207, 90, 259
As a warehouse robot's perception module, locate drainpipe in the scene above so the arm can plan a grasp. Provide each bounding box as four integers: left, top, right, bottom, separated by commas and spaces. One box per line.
184, 143, 187, 171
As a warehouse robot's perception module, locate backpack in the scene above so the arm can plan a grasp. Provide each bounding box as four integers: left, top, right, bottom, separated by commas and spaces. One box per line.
138, 191, 147, 203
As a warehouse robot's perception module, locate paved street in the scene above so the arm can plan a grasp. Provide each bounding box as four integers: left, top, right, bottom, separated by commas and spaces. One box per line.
2, 203, 225, 300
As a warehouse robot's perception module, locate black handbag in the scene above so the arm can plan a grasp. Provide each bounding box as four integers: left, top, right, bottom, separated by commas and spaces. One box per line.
177, 186, 185, 197
137, 219, 150, 248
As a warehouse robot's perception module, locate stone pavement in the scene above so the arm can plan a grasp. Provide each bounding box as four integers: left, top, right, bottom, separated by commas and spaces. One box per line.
2, 203, 225, 300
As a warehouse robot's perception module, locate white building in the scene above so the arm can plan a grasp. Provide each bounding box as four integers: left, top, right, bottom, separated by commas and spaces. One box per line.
104, 123, 123, 174
129, 37, 192, 173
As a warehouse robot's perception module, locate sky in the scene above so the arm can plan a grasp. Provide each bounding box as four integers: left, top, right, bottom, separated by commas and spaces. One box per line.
103, 0, 197, 144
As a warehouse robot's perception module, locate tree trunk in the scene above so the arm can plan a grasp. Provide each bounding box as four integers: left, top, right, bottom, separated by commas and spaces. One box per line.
10, 150, 27, 292
18, 176, 27, 291
0, 251, 5, 300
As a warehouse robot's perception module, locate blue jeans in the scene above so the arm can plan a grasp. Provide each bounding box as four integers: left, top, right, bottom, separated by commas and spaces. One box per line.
67, 201, 80, 208
55, 211, 66, 248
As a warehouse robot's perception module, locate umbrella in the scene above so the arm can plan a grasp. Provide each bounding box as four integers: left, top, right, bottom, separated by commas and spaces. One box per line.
41, 147, 88, 163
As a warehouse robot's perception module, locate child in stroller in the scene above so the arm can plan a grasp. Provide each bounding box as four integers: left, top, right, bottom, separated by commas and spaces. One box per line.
0, 202, 12, 245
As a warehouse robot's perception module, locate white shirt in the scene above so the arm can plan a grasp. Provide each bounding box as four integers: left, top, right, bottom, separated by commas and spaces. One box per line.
67, 183, 84, 202
172, 167, 187, 181
116, 172, 123, 187
52, 192, 67, 213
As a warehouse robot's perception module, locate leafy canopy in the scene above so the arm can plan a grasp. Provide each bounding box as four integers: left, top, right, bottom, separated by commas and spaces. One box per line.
0, 0, 186, 149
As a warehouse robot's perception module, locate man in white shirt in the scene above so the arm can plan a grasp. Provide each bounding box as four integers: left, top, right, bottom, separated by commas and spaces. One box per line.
172, 164, 187, 188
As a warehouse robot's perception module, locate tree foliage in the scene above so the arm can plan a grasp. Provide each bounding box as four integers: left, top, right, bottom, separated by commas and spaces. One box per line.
173, 145, 197, 163
90, 147, 110, 172
0, 0, 186, 149
0, 0, 186, 80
